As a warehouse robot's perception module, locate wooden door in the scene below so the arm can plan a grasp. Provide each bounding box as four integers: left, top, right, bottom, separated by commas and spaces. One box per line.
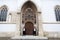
25, 22, 34, 35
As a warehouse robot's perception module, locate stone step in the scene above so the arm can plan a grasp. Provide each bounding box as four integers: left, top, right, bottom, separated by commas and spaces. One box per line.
0, 37, 10, 40
10, 36, 48, 40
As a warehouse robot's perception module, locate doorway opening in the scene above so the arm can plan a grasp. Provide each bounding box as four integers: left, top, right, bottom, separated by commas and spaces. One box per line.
23, 22, 36, 35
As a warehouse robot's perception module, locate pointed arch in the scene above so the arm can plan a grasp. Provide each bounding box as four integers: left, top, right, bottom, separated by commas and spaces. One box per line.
55, 5, 60, 21
0, 5, 8, 21
21, 1, 37, 13
21, 1, 37, 24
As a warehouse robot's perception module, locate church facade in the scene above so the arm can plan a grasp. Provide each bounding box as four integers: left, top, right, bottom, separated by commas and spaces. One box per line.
0, 0, 60, 38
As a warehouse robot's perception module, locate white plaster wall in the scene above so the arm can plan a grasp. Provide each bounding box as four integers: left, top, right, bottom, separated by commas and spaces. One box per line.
0, 24, 16, 32
43, 24, 60, 32
0, 0, 18, 11
41, 0, 60, 22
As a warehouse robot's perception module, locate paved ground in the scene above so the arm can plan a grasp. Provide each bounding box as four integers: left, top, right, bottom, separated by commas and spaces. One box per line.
0, 36, 60, 40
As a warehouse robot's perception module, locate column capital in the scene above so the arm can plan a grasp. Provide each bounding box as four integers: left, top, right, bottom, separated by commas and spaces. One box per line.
9, 13, 12, 15
37, 12, 41, 14
17, 12, 21, 14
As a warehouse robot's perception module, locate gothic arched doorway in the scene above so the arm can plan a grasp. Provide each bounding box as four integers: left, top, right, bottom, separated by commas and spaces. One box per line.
21, 1, 37, 36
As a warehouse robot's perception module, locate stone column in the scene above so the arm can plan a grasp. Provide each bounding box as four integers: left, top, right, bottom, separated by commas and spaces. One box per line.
20, 12, 23, 36
37, 12, 43, 37
16, 12, 21, 36
8, 13, 12, 23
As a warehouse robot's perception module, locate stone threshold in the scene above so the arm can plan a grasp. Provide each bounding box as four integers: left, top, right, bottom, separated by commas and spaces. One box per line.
11, 36, 48, 39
